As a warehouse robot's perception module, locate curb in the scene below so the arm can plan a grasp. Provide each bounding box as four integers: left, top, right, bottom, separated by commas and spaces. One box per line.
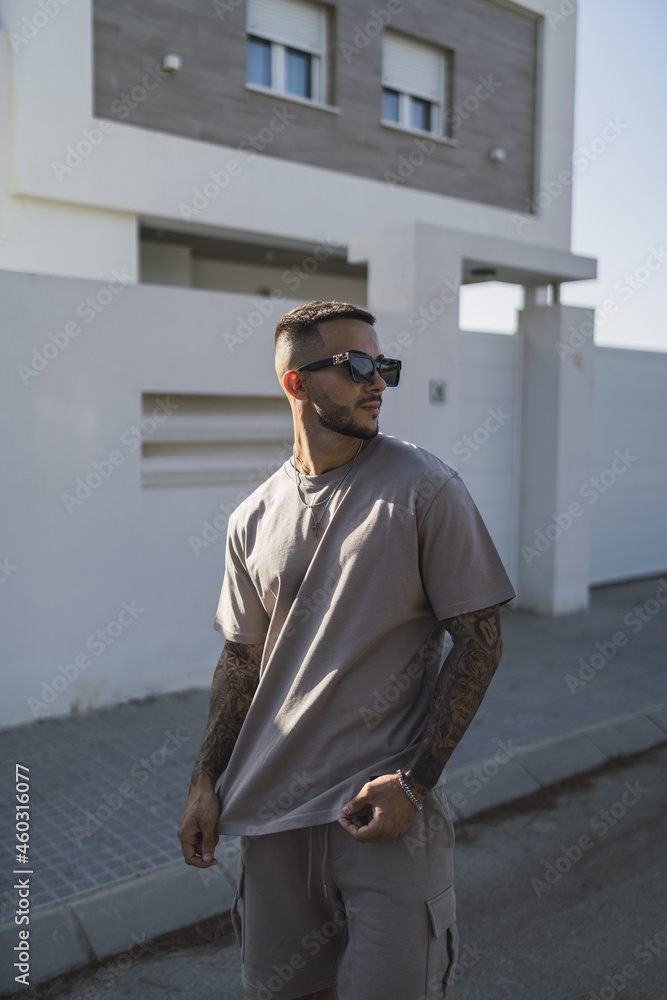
445, 699, 667, 821
0, 841, 239, 991
2, 700, 667, 991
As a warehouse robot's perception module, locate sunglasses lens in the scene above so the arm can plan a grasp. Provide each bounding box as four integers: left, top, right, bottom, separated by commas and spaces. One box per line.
380, 360, 401, 386
348, 356, 375, 382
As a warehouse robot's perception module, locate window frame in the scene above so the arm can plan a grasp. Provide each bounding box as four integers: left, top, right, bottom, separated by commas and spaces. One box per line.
380, 30, 451, 140
245, 1, 328, 107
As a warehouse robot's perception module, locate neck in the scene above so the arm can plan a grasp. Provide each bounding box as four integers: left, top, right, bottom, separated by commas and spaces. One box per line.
292, 428, 366, 476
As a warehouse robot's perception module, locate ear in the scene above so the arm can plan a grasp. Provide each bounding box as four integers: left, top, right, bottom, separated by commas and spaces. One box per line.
282, 370, 309, 400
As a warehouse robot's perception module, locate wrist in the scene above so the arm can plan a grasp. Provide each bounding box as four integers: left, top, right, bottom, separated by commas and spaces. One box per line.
189, 769, 219, 794
396, 769, 424, 810
402, 770, 430, 802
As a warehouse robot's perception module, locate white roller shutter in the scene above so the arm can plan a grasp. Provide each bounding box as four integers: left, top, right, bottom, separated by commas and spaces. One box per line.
247, 0, 324, 53
382, 30, 444, 102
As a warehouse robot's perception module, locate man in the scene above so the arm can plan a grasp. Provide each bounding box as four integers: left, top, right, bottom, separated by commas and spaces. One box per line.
178, 300, 516, 1000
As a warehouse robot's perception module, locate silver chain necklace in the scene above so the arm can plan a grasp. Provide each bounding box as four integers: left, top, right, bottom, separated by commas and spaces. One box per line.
289, 440, 363, 538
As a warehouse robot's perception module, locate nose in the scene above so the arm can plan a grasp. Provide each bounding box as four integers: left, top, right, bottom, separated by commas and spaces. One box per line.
367, 367, 386, 391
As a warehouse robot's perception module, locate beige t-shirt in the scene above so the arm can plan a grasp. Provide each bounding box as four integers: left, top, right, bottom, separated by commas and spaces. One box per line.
213, 433, 515, 836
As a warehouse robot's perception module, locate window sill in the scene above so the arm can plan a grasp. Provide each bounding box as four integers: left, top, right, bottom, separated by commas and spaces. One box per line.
380, 120, 458, 147
245, 83, 341, 114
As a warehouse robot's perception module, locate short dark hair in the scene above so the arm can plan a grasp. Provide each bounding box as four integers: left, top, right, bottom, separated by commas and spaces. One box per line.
274, 300, 376, 371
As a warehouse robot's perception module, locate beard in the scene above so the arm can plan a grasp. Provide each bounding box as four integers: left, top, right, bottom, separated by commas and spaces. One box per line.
311, 388, 381, 440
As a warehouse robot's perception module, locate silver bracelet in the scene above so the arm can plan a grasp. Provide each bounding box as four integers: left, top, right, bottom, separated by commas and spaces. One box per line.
396, 769, 423, 810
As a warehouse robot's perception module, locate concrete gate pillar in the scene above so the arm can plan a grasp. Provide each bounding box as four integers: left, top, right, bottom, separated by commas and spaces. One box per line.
517, 302, 595, 615
349, 222, 462, 460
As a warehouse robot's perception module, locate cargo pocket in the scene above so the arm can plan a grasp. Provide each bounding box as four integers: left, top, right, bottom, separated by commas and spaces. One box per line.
229, 860, 245, 961
425, 883, 458, 999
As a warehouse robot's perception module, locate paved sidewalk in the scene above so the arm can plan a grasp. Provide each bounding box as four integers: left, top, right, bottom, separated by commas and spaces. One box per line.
1, 575, 666, 992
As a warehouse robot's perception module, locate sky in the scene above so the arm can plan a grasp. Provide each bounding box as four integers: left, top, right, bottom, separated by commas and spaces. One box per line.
459, 0, 667, 353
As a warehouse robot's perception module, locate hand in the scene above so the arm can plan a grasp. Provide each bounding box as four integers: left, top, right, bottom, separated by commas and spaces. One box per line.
178, 783, 221, 867
338, 773, 424, 843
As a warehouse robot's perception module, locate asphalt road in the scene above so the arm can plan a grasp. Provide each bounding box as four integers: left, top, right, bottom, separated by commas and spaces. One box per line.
23, 745, 667, 1000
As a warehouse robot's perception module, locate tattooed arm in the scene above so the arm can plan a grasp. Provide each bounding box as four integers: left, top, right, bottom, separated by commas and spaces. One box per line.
339, 604, 503, 842
403, 604, 503, 799
178, 640, 263, 868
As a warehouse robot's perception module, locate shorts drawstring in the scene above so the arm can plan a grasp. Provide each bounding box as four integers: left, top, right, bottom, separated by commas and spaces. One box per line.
306, 824, 330, 898
307, 826, 313, 897
322, 823, 329, 899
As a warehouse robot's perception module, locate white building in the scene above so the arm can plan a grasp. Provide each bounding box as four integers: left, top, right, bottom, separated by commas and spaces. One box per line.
1, 0, 665, 728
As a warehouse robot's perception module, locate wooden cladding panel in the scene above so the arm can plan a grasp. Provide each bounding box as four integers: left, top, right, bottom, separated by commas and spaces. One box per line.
93, 0, 538, 210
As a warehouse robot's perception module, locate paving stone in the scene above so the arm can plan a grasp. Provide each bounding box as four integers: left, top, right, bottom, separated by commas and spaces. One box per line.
446, 758, 540, 820
586, 712, 667, 758
645, 700, 667, 735
69, 860, 236, 961
515, 734, 608, 786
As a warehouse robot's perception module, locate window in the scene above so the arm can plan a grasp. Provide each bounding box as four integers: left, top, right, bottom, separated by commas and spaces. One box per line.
246, 0, 327, 104
381, 30, 447, 137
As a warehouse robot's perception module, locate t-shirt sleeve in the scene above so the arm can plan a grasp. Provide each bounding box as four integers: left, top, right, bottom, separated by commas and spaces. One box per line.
418, 472, 516, 620
214, 520, 270, 644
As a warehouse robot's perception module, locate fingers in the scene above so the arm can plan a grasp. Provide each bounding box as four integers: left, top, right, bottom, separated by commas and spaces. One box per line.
201, 829, 220, 863
341, 784, 372, 817
339, 775, 418, 842
178, 793, 221, 867
338, 809, 410, 842
178, 820, 219, 868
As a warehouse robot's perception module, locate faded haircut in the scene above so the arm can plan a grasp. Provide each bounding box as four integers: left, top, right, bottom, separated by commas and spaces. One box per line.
274, 300, 376, 373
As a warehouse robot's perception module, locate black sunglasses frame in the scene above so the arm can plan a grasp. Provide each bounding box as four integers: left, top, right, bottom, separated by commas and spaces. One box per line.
295, 351, 402, 386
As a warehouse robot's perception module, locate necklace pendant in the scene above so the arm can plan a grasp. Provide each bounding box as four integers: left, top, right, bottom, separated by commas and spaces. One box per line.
314, 521, 320, 538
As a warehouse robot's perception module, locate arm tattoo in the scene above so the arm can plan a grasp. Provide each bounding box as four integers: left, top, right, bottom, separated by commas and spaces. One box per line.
189, 640, 263, 788
405, 605, 503, 796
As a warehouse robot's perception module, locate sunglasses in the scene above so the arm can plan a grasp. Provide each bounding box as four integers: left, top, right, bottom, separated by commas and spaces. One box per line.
296, 351, 402, 386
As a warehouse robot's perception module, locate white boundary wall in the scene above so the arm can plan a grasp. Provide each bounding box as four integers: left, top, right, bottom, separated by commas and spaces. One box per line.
589, 348, 667, 584
2, 266, 666, 728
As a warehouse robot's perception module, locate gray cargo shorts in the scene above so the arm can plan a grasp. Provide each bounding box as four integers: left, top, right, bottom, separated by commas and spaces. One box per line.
230, 784, 458, 1000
